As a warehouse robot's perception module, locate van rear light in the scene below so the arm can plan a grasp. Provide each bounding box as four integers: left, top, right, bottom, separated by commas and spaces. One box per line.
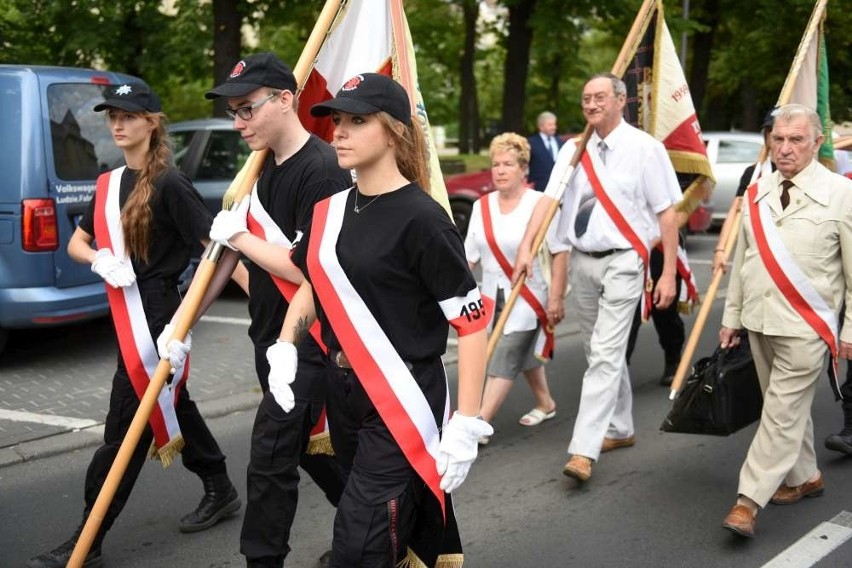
90, 76, 111, 85
22, 198, 59, 252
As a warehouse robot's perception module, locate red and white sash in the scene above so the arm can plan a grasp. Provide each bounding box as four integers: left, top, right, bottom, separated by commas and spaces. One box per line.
480, 194, 553, 360
93, 167, 188, 465
244, 187, 333, 452
308, 189, 486, 517
580, 148, 653, 319
654, 242, 700, 311
746, 181, 842, 399
245, 186, 327, 352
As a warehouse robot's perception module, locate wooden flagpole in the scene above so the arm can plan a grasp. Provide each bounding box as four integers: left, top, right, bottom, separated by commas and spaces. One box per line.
67, 1, 345, 565
668, 0, 829, 399
486, 0, 657, 360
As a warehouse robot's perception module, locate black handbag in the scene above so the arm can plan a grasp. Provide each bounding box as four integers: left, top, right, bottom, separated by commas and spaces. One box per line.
660, 337, 763, 436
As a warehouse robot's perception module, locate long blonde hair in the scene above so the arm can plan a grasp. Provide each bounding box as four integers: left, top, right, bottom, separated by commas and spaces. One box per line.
120, 112, 171, 263
376, 112, 430, 194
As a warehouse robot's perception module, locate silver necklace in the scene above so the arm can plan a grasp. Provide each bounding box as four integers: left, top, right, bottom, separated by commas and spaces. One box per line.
354, 191, 381, 214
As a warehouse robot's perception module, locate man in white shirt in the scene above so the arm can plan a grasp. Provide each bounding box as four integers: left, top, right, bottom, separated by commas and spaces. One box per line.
515, 72, 679, 483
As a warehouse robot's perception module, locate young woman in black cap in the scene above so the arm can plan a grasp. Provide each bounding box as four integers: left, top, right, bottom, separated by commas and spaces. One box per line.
269, 72, 492, 567
28, 83, 241, 568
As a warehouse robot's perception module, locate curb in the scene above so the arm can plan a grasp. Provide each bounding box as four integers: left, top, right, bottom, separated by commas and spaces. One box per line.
0, 322, 582, 470
0, 389, 261, 470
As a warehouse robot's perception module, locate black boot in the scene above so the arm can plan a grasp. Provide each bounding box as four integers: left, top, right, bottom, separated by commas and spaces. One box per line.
27, 519, 104, 568
825, 405, 852, 456
660, 352, 680, 387
179, 472, 241, 533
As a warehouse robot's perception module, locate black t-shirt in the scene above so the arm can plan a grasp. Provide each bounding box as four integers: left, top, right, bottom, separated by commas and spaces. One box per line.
79, 167, 211, 283
292, 183, 477, 361
736, 162, 777, 197
247, 134, 352, 349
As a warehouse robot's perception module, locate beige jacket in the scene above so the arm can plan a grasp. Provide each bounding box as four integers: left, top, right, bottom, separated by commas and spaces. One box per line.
722, 160, 852, 342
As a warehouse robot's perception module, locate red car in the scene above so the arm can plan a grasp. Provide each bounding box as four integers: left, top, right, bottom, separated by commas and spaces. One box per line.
444, 169, 713, 238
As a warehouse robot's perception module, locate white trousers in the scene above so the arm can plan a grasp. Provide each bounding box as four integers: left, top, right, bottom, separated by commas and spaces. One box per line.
567, 249, 644, 461
738, 331, 825, 507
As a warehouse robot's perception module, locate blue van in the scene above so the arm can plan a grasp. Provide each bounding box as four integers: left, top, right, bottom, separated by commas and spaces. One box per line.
0, 65, 143, 355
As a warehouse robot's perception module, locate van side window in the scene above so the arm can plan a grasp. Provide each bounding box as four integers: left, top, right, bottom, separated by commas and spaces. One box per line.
48, 84, 124, 180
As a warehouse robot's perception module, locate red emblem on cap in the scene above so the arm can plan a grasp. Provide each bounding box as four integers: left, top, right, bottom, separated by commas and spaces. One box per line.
341, 74, 364, 92
229, 61, 246, 78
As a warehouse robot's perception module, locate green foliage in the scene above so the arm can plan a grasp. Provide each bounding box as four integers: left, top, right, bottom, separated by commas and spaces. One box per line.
1, 0, 849, 133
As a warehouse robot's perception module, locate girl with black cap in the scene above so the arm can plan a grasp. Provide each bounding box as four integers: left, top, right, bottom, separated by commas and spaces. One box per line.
28, 82, 241, 568
268, 72, 492, 567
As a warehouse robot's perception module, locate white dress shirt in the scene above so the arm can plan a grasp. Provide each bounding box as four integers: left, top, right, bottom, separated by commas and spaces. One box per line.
545, 119, 680, 253
465, 189, 561, 334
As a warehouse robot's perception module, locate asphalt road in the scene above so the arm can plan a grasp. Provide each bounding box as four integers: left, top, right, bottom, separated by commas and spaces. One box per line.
2, 234, 852, 567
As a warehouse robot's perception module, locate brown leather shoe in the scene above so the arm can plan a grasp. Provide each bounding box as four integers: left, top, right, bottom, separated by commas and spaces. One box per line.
601, 435, 635, 453
770, 472, 824, 505
563, 455, 592, 482
721, 504, 756, 538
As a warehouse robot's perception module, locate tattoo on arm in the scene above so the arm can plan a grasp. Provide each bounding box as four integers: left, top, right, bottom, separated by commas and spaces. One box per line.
292, 316, 310, 345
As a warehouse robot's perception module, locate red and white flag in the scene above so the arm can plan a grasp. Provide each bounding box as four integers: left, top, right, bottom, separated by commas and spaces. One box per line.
298, 0, 451, 217
623, 0, 714, 185
621, 0, 709, 311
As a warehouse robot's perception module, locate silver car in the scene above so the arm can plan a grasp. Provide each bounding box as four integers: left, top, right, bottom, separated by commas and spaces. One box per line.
703, 131, 765, 227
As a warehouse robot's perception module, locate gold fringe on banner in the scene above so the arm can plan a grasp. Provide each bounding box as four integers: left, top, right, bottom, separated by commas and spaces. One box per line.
668, 150, 715, 178
148, 435, 185, 468
397, 548, 464, 568
306, 432, 335, 456
678, 297, 700, 315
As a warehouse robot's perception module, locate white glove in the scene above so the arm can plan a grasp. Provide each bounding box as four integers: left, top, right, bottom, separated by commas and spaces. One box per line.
91, 248, 136, 288
436, 412, 493, 493
209, 197, 249, 251
266, 341, 298, 412
156, 323, 192, 373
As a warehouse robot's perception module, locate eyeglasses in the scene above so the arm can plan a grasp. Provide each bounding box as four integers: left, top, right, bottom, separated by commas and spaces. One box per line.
580, 93, 616, 106
225, 92, 277, 121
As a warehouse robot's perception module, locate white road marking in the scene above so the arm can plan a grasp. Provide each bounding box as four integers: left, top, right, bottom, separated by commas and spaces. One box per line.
0, 409, 99, 429
761, 511, 852, 568
199, 315, 252, 326
687, 258, 716, 266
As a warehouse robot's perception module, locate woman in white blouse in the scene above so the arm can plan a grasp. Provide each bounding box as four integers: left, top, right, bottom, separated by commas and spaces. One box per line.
465, 132, 566, 444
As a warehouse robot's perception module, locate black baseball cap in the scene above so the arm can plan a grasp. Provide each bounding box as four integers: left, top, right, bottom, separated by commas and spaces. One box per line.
205, 52, 297, 99
310, 73, 411, 126
94, 82, 161, 113
760, 107, 778, 131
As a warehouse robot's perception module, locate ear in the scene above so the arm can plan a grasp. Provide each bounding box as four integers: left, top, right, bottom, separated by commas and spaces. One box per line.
280, 90, 295, 112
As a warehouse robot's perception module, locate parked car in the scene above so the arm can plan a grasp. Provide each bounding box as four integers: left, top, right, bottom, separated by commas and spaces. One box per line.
703, 132, 765, 227
0, 65, 142, 355
169, 118, 251, 215
169, 119, 488, 238
444, 166, 714, 237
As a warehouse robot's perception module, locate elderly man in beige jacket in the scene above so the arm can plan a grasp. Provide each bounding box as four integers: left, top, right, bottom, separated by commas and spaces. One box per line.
718, 104, 852, 538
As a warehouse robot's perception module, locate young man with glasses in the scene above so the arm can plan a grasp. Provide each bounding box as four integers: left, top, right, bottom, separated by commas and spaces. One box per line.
167, 52, 351, 567
514, 72, 680, 483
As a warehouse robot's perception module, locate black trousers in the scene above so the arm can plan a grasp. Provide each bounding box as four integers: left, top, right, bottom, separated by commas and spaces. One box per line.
325, 358, 451, 568
239, 345, 345, 564
626, 242, 685, 365
83, 282, 227, 534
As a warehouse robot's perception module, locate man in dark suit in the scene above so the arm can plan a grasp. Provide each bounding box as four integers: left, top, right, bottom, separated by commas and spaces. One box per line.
527, 111, 563, 191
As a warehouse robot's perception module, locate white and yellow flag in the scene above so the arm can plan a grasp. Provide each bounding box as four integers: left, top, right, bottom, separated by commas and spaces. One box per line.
298, 0, 451, 216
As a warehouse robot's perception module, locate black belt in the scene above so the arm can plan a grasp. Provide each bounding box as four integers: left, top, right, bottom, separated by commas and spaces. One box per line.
329, 350, 414, 372
578, 248, 627, 259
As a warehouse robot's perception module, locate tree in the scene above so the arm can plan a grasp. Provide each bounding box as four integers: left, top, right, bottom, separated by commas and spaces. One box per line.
459, 0, 482, 153
210, 0, 244, 117
500, 0, 537, 134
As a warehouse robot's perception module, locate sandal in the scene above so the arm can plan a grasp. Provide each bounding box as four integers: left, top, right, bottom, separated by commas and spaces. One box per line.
519, 408, 556, 426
